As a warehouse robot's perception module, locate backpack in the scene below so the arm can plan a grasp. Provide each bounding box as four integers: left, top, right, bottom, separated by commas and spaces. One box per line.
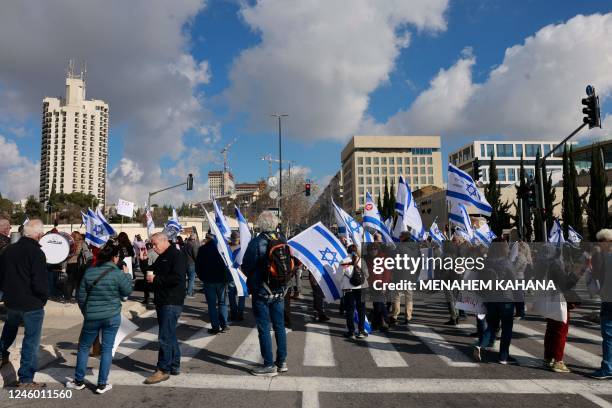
349, 257, 365, 287
262, 232, 294, 293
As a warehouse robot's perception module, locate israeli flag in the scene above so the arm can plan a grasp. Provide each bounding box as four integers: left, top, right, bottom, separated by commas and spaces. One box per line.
85, 208, 109, 248
353, 310, 373, 334
447, 164, 492, 224
234, 205, 252, 266
212, 198, 231, 241
22, 215, 30, 226
332, 199, 367, 250
145, 207, 155, 238
548, 219, 565, 246
96, 207, 117, 236
474, 220, 496, 247
205, 209, 248, 296
80, 211, 88, 227
567, 225, 582, 244
288, 222, 347, 302
384, 217, 393, 233
429, 220, 446, 246
453, 226, 473, 243
456, 203, 475, 243
392, 176, 425, 242
363, 192, 394, 243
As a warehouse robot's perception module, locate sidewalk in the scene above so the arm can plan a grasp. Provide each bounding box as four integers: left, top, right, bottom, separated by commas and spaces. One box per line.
0, 298, 149, 387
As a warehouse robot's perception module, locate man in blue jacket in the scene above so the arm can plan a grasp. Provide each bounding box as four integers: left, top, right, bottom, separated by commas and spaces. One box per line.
242, 211, 288, 377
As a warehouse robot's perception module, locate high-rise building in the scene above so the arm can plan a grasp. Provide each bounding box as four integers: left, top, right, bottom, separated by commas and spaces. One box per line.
39, 62, 109, 206
208, 170, 235, 198
448, 140, 564, 186
341, 135, 443, 214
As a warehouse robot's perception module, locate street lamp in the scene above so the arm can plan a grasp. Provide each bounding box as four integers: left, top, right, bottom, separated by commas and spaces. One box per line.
271, 113, 288, 221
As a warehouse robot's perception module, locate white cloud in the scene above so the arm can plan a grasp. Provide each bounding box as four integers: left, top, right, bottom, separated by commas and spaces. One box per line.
0, 135, 39, 200
225, 0, 448, 141
380, 13, 612, 141
0, 0, 214, 202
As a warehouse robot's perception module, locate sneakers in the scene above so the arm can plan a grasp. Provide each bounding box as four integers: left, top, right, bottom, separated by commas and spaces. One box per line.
220, 326, 230, 333
344, 332, 356, 340
590, 370, 612, 380
543, 358, 555, 368
473, 345, 482, 362
144, 370, 170, 384
95, 384, 113, 394
207, 328, 220, 335
277, 362, 288, 373
499, 357, 518, 365
356, 331, 369, 339
551, 361, 571, 373
250, 365, 278, 377
65, 379, 86, 390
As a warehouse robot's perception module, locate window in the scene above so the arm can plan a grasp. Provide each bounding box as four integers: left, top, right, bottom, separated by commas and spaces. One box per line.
413, 166, 418, 174
389, 157, 395, 165
381, 167, 387, 175
358, 157, 363, 165
420, 166, 426, 174
525, 144, 540, 157
373, 157, 379, 165
374, 177, 380, 184
543, 144, 552, 156
427, 157, 432, 164
419, 157, 426, 165
413, 148, 433, 155
482, 169, 488, 181
366, 167, 372, 175
389, 167, 395, 175
358, 177, 364, 185
359, 187, 364, 195
366, 177, 372, 184
397, 157, 403, 165
420, 176, 427, 184
526, 168, 535, 179
497, 168, 506, 181
366, 157, 371, 165
507, 168, 516, 182
373, 167, 379, 174
515, 144, 523, 157
405, 167, 411, 174
428, 176, 434, 184
413, 177, 418, 185
486, 144, 495, 158
497, 144, 514, 157
427, 167, 433, 174
412, 157, 418, 164
398, 168, 403, 175
381, 157, 386, 165
375, 187, 381, 196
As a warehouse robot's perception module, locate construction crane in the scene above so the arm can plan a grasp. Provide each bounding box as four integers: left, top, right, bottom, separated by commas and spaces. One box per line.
221, 138, 238, 174
261, 154, 295, 185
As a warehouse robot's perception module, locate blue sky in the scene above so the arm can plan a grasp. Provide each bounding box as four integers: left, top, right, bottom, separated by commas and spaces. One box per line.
0, 0, 611, 203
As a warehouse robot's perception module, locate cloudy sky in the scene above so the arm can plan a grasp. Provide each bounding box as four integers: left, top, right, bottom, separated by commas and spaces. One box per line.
0, 0, 611, 205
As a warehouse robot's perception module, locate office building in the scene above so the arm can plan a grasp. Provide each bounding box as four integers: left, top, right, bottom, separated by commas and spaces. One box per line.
208, 170, 235, 198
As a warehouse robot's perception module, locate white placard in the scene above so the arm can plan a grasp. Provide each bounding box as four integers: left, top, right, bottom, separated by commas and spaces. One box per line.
117, 198, 135, 218
110, 314, 139, 357
123, 257, 133, 278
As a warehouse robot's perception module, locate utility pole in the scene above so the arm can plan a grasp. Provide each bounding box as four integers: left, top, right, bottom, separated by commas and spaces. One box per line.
271, 114, 288, 220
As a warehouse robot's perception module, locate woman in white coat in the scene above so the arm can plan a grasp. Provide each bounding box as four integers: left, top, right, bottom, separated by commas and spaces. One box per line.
341, 244, 369, 339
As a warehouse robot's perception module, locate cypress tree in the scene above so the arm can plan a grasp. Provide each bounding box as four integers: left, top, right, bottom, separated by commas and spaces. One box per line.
569, 145, 583, 235
383, 177, 390, 219
562, 144, 574, 236
542, 159, 556, 235
514, 153, 532, 240
587, 145, 609, 239
377, 195, 384, 216
484, 151, 512, 237
390, 179, 396, 218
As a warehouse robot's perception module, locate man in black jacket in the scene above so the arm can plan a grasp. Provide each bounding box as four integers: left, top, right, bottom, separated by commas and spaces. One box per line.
196, 235, 230, 334
144, 232, 186, 385
0, 219, 47, 388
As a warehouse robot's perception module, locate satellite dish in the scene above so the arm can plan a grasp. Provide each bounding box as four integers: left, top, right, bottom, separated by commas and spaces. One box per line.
269, 190, 278, 199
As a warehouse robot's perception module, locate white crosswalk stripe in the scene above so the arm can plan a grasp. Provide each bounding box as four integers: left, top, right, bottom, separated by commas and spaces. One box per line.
304, 323, 335, 366
226, 328, 263, 366
365, 333, 409, 367
114, 325, 158, 359
408, 323, 479, 367
181, 324, 213, 362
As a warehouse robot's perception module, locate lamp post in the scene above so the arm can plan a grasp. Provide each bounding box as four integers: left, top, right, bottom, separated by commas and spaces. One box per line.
271, 113, 288, 221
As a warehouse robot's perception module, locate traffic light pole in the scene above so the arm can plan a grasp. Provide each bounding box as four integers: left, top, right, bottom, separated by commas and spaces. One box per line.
535, 122, 587, 241
147, 174, 194, 211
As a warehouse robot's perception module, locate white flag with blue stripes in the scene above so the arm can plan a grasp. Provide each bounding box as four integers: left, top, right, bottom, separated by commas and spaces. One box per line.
474, 220, 496, 247
288, 222, 347, 302
22, 215, 30, 226
548, 219, 565, 246
429, 220, 446, 246
234, 205, 251, 266
96, 207, 116, 236
205, 209, 248, 296
447, 164, 492, 224
85, 208, 109, 248
567, 225, 582, 244
145, 207, 155, 238
363, 192, 393, 243
456, 203, 475, 243
392, 176, 424, 241
213, 198, 231, 241
332, 199, 368, 250
80, 211, 88, 227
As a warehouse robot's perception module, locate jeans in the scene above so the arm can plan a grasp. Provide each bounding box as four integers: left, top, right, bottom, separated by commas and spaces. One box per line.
47, 268, 58, 298
186, 264, 196, 297
228, 284, 245, 317
203, 283, 228, 330
344, 289, 366, 334
75, 314, 121, 385
252, 294, 287, 367
0, 308, 45, 383
600, 318, 612, 375
478, 302, 515, 361
156, 305, 182, 373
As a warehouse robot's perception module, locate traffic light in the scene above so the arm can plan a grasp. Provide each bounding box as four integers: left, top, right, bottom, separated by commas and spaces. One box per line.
472, 158, 481, 181
582, 85, 601, 129
526, 179, 536, 208
304, 183, 311, 196
186, 173, 193, 191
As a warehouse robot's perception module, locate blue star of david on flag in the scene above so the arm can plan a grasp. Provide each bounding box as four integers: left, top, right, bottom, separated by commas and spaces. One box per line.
93, 225, 104, 235
319, 247, 338, 267
347, 218, 361, 234
465, 183, 479, 198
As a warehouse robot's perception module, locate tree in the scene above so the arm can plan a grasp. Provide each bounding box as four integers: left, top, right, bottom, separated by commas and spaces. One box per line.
512, 154, 532, 241
569, 145, 583, 235
0, 193, 13, 218
587, 145, 609, 239
377, 195, 383, 216
562, 144, 582, 236
542, 159, 557, 235
389, 179, 396, 218
484, 152, 512, 237
25, 195, 44, 218
383, 177, 390, 219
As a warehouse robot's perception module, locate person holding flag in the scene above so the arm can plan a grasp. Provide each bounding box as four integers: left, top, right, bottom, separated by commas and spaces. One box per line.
567, 225, 582, 245
474, 219, 497, 247
548, 219, 565, 246
392, 176, 425, 242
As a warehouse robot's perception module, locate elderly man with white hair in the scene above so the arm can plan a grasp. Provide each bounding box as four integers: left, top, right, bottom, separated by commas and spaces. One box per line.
242, 211, 291, 377
0, 218, 10, 252
0, 219, 48, 388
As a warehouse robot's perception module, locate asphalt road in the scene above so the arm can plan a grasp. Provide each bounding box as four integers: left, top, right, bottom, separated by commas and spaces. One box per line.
1, 281, 612, 408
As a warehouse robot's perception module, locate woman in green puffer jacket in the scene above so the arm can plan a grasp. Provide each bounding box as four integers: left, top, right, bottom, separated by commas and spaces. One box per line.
65, 239, 133, 394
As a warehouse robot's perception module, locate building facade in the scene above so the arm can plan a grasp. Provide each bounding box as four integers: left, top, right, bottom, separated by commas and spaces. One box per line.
341, 135, 443, 214
208, 170, 235, 198
235, 181, 265, 195
448, 141, 564, 186
39, 65, 109, 206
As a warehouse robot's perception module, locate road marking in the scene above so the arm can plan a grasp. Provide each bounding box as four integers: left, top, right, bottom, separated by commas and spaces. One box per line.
304, 323, 335, 367
115, 325, 158, 359
302, 390, 319, 408
581, 393, 612, 408
226, 328, 262, 366
180, 324, 213, 362
514, 323, 600, 368
365, 333, 409, 367
34, 367, 612, 396
408, 323, 478, 367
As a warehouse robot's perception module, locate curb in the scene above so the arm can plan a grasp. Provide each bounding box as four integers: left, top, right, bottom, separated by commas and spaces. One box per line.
0, 344, 60, 387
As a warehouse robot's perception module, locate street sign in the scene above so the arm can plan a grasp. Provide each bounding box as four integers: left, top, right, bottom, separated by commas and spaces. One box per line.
267, 176, 278, 188
269, 190, 278, 199
117, 198, 135, 218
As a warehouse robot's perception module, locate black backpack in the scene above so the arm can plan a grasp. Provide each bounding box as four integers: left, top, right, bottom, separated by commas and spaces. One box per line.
349, 256, 365, 286
262, 232, 294, 292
